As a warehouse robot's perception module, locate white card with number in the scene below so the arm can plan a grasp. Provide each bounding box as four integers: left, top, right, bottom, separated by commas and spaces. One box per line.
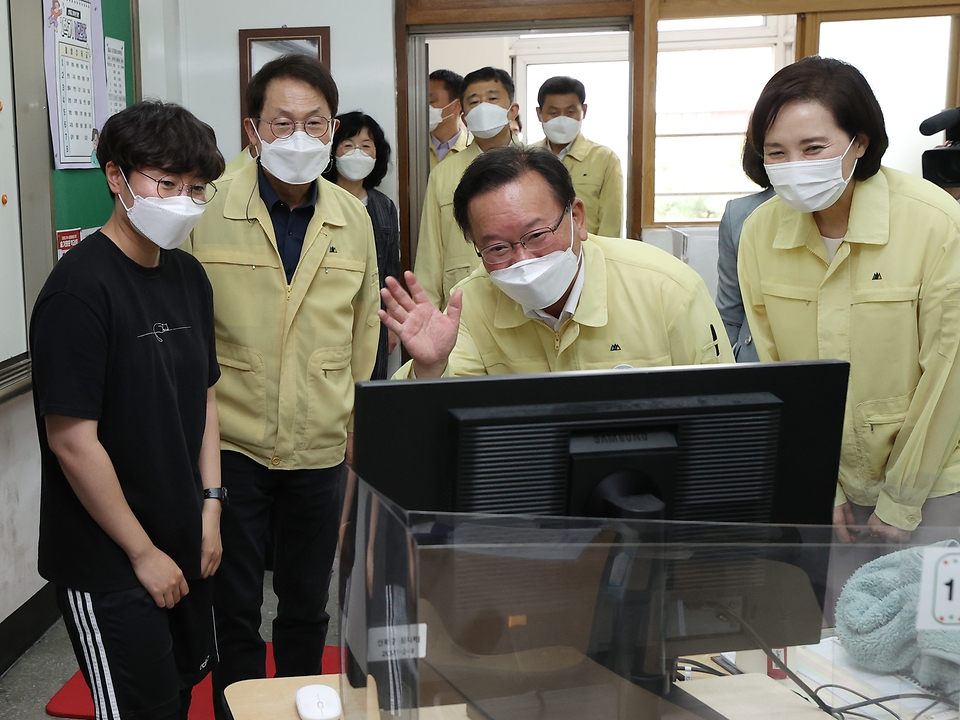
917, 545, 960, 631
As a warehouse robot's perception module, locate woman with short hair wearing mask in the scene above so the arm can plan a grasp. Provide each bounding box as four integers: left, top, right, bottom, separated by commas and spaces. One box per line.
323, 111, 400, 379
738, 56, 960, 555
31, 100, 225, 720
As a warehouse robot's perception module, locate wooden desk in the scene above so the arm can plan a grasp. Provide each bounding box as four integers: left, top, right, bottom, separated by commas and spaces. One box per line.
224, 671, 826, 720
223, 674, 468, 720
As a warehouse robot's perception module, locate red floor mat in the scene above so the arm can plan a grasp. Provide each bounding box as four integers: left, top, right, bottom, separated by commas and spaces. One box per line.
45, 643, 341, 719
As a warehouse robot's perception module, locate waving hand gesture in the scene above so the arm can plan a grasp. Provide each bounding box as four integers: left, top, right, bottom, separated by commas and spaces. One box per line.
378, 271, 462, 378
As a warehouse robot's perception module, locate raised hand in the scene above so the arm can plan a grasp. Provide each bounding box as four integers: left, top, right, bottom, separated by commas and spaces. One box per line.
378, 271, 461, 378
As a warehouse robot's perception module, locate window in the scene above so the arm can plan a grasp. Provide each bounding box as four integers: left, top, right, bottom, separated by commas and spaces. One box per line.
654, 16, 795, 223
818, 15, 954, 177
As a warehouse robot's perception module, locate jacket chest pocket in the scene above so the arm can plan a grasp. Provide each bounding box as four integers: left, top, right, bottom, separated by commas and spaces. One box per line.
758, 281, 818, 355
850, 285, 919, 360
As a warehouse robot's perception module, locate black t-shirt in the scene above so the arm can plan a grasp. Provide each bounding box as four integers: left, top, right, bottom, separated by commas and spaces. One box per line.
30, 231, 220, 592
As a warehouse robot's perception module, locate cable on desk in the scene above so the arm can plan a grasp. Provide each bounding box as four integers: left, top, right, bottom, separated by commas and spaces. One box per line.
706, 602, 841, 718
704, 602, 960, 720
813, 683, 903, 720
674, 657, 727, 677
816, 682, 959, 720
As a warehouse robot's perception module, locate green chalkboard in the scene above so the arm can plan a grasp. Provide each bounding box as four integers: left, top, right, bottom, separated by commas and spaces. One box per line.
52, 0, 134, 232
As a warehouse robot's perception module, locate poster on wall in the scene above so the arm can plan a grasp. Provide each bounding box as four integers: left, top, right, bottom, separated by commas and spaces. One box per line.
104, 37, 126, 118
43, 0, 109, 169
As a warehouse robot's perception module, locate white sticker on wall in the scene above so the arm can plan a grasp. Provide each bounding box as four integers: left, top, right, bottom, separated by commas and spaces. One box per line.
917, 546, 960, 630
367, 623, 428, 662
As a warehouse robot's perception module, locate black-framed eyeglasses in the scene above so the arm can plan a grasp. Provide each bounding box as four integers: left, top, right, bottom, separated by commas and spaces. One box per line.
136, 170, 216, 205
256, 116, 335, 140
475, 205, 570, 265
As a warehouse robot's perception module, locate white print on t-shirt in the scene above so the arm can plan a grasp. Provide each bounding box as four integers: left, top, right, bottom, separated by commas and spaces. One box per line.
137, 322, 191, 342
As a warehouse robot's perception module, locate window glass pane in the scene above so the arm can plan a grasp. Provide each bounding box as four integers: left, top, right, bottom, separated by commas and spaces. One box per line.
656, 135, 757, 196
655, 45, 776, 222
655, 194, 739, 223
658, 17, 765, 32
818, 16, 952, 177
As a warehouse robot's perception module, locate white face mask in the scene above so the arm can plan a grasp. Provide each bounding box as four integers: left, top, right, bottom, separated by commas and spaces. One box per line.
119, 171, 205, 250
428, 99, 457, 133
336, 148, 376, 182
542, 116, 581, 146
465, 102, 510, 140
488, 216, 581, 310
256, 127, 331, 185
764, 137, 858, 213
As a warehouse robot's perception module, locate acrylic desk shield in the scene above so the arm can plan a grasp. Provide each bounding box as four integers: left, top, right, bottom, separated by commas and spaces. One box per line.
341, 484, 796, 716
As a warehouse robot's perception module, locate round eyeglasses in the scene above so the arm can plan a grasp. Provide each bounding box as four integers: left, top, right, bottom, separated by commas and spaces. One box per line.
136, 170, 216, 205
475, 205, 570, 265
256, 116, 334, 140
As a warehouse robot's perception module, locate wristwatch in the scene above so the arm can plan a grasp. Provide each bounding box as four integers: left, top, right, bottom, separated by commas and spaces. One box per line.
203, 487, 229, 505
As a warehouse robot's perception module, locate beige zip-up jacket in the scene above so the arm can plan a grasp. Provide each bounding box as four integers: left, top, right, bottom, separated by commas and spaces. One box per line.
186, 161, 380, 470
740, 167, 960, 530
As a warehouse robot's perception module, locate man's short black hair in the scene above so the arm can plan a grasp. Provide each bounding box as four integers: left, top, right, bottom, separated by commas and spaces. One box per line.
322, 111, 391, 190
744, 56, 888, 186
246, 54, 339, 120
453, 146, 575, 240
459, 67, 515, 107
96, 100, 225, 194
537, 76, 586, 108
429, 69, 463, 103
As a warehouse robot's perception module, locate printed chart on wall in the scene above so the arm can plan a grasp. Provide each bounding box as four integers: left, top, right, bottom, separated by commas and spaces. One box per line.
42, 0, 116, 170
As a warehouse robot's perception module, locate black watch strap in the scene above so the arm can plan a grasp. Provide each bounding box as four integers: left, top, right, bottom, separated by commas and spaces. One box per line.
203, 487, 229, 505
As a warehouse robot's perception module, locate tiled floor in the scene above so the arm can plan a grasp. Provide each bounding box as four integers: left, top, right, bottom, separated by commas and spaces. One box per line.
0, 569, 340, 719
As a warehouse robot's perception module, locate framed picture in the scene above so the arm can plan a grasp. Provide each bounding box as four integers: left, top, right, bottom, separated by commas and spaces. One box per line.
238, 26, 331, 143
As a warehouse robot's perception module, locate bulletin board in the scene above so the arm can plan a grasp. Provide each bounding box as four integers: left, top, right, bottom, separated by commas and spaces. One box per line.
51, 0, 135, 242
0, 0, 134, 399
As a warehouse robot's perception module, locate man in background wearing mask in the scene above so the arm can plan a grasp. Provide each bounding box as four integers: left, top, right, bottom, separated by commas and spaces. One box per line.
415, 66, 521, 309
383, 146, 733, 378
531, 76, 623, 238
186, 54, 380, 719
429, 69, 470, 169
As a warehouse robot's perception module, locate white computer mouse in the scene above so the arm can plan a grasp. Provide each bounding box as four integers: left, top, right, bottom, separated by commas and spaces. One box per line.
295, 684, 342, 720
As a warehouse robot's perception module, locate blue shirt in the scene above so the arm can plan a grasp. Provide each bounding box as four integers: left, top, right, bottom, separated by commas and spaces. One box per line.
258, 165, 318, 284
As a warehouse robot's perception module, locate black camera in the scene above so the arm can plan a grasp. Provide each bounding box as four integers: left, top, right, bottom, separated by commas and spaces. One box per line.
920, 107, 960, 189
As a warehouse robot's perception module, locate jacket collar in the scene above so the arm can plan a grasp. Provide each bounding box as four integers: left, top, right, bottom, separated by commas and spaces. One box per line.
222, 160, 348, 228
492, 236, 608, 329
772, 168, 890, 250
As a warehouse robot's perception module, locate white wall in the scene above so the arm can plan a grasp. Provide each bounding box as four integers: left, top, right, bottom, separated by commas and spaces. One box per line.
0, 393, 43, 622
427, 36, 514, 78
139, 0, 399, 201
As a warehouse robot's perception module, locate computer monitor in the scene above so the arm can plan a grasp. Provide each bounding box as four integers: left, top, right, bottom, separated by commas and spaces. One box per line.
353, 360, 847, 528
348, 361, 848, 716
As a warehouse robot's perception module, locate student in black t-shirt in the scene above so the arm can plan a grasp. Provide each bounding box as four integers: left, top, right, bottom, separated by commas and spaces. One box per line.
30, 101, 226, 720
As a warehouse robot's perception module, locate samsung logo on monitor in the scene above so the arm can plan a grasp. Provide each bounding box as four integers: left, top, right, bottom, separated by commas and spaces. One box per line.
570, 429, 677, 454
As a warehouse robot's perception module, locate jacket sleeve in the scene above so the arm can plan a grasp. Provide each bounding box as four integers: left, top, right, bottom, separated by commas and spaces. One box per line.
737, 217, 779, 364
876, 228, 960, 530
348, 213, 382, 431
596, 151, 624, 238
716, 200, 745, 348
665, 275, 735, 365
413, 173, 446, 309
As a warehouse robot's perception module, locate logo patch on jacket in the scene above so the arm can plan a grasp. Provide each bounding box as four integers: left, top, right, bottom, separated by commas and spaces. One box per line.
610, 343, 621, 351
329, 246, 338, 253
872, 272, 882, 280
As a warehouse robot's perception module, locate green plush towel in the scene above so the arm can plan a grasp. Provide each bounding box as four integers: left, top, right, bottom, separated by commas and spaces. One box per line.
835, 540, 960, 695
